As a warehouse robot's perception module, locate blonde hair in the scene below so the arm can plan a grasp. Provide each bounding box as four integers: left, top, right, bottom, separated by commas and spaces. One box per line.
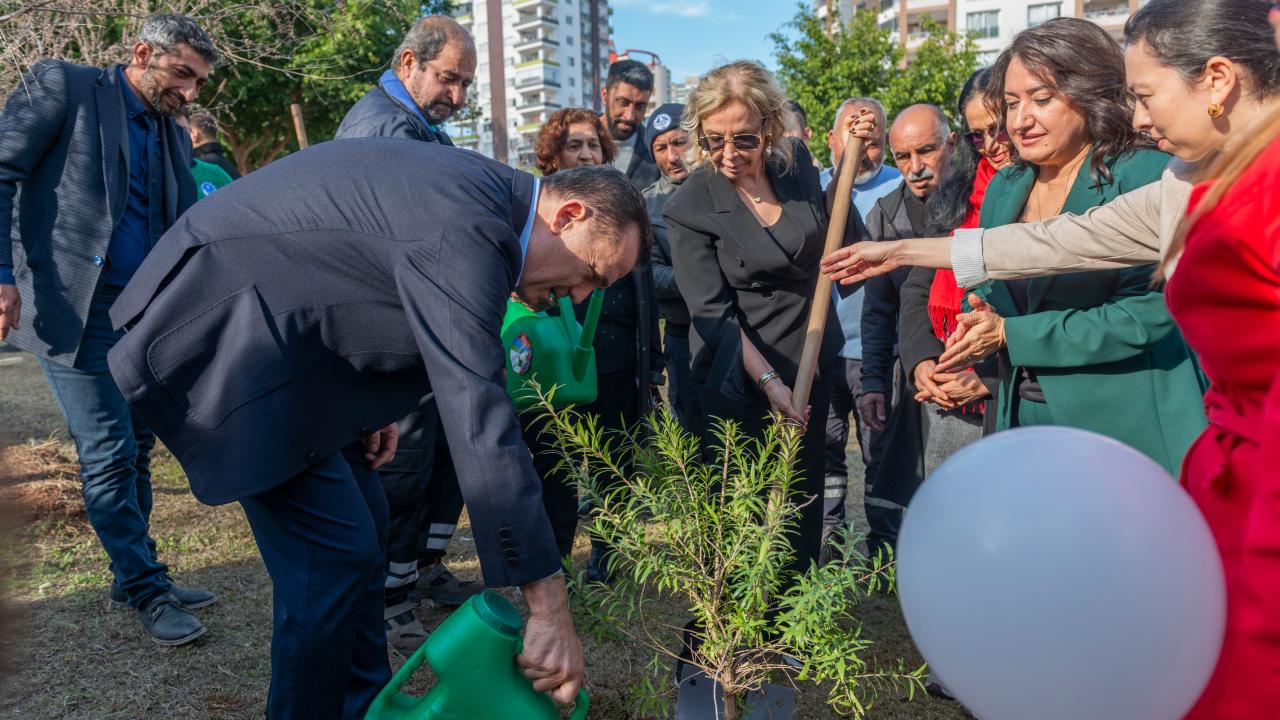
1160, 106, 1280, 280
681, 60, 793, 172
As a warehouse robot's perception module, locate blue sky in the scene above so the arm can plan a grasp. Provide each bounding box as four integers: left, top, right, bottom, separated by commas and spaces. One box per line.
609, 0, 803, 83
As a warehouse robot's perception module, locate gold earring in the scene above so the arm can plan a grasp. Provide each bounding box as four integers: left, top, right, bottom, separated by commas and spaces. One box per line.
1208, 101, 1224, 118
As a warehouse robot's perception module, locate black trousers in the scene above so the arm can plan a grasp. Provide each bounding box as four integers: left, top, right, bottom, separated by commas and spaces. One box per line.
524, 369, 641, 558
663, 323, 703, 435
700, 371, 831, 574
377, 398, 465, 605
239, 445, 390, 720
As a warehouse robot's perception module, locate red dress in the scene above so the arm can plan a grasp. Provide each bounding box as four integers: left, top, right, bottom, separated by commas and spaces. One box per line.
1166, 132, 1280, 718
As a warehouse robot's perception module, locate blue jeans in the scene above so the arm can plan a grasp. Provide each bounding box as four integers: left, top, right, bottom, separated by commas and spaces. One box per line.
240, 446, 390, 720
38, 283, 169, 607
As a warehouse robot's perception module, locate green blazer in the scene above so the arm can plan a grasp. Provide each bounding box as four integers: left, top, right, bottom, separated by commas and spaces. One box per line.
971, 149, 1207, 475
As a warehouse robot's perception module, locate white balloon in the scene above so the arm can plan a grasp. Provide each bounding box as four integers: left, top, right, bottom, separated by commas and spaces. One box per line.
896, 427, 1225, 720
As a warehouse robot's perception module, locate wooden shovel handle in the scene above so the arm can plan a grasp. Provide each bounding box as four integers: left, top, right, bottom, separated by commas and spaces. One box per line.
792, 133, 865, 411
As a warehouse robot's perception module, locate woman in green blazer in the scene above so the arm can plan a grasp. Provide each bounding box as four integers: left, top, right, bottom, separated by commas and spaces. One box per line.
935, 18, 1207, 475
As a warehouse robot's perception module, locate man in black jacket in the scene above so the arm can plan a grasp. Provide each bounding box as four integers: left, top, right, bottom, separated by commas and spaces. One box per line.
642, 103, 698, 430
334, 14, 479, 653
184, 106, 239, 179
600, 60, 660, 191
859, 104, 953, 556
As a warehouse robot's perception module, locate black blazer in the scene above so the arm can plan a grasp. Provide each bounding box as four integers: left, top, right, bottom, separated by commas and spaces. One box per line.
663, 140, 866, 413
107, 139, 559, 588
0, 61, 196, 365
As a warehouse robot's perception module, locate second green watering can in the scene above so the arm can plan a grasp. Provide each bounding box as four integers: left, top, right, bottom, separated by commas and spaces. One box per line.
501, 289, 604, 410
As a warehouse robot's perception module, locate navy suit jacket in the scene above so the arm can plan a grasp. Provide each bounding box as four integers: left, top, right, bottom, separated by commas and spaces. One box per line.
0, 60, 195, 364
106, 139, 558, 587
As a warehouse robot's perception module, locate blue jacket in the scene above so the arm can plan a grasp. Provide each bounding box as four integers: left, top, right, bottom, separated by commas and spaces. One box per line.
335, 74, 453, 145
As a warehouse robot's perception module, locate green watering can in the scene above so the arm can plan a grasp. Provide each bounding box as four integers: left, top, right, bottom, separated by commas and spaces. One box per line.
501, 289, 604, 410
364, 590, 589, 720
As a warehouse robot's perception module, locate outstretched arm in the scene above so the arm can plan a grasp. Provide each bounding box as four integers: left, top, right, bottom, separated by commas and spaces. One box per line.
823, 171, 1183, 287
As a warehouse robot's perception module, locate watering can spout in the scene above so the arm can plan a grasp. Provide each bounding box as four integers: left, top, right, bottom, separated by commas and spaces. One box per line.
572, 289, 603, 380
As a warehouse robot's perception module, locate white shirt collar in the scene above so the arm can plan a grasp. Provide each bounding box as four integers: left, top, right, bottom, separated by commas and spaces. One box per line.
516, 177, 540, 284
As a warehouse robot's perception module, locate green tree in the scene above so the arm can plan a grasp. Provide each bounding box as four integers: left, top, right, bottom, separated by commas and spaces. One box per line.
204, 0, 453, 172
770, 5, 978, 167
0, 0, 451, 173
529, 387, 925, 720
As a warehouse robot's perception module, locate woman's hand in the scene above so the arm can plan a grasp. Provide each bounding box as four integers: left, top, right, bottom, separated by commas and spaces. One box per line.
842, 108, 879, 143
763, 377, 810, 429
930, 370, 991, 407
912, 359, 956, 410
937, 294, 1006, 372
821, 240, 903, 285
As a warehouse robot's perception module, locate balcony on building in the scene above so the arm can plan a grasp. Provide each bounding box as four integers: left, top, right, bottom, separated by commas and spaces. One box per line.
515, 30, 560, 54
514, 7, 560, 32
454, 2, 473, 26
515, 53, 561, 71
513, 0, 557, 10
514, 74, 562, 92
1082, 0, 1131, 25
515, 94, 563, 118
905, 6, 949, 47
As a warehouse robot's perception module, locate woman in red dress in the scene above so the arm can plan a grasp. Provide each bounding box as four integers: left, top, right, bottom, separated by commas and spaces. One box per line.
1164, 107, 1280, 719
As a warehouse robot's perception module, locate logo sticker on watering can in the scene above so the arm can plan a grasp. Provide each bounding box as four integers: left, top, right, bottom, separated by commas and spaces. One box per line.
509, 333, 533, 375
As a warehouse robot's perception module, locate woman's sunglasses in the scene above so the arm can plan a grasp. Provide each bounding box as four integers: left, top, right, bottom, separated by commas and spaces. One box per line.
965, 125, 1010, 149
698, 122, 767, 154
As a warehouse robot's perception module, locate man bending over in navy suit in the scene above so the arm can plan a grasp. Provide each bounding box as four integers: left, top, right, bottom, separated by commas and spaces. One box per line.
105, 138, 650, 719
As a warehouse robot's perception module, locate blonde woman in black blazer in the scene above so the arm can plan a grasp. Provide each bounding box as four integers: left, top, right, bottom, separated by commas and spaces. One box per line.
664, 61, 875, 569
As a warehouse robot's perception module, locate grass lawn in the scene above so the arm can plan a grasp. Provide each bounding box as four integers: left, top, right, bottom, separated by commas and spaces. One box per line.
0, 352, 971, 719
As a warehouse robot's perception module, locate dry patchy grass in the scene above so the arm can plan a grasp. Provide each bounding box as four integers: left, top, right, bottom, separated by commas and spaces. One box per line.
0, 349, 970, 718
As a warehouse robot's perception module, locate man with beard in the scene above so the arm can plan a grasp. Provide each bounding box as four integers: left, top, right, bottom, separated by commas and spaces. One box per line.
857, 104, 953, 558
599, 59, 660, 190
641, 103, 699, 430
818, 98, 902, 564
337, 15, 474, 145
0, 14, 217, 645
335, 14, 482, 654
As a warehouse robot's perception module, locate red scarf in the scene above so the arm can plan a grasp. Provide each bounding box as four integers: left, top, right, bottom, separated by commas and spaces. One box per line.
925, 158, 998, 415
927, 158, 999, 342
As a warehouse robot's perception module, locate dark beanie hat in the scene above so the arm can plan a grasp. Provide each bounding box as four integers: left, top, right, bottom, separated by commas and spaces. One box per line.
646, 103, 685, 152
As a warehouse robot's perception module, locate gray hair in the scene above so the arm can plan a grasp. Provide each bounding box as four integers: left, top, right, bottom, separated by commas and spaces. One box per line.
394, 15, 474, 68
834, 97, 887, 145
833, 97, 886, 128
138, 14, 219, 65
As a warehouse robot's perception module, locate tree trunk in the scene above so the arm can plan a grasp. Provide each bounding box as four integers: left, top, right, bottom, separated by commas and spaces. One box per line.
722, 690, 739, 720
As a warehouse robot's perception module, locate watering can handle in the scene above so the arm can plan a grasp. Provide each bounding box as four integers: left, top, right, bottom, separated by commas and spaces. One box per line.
364, 638, 430, 717
569, 688, 590, 720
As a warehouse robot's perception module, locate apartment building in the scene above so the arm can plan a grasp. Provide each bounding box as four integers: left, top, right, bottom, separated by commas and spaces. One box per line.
449, 0, 612, 166
819, 0, 1148, 64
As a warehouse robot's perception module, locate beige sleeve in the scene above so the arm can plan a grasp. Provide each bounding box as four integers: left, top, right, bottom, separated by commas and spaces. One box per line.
978, 171, 1187, 281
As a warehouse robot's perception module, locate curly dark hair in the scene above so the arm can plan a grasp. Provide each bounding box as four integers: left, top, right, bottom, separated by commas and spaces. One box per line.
534, 108, 616, 176
987, 17, 1152, 183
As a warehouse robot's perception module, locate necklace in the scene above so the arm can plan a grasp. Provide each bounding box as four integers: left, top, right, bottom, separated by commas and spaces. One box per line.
735, 185, 764, 203
1030, 150, 1088, 220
